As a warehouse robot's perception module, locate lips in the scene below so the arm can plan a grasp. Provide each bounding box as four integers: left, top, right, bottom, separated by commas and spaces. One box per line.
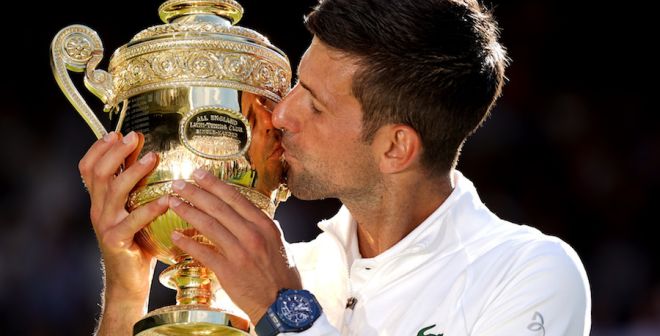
280, 158, 289, 183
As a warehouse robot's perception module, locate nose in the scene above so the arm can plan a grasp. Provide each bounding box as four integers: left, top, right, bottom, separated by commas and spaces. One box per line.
272, 84, 302, 133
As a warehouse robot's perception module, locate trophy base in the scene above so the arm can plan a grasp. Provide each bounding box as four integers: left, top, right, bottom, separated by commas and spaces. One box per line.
134, 304, 250, 335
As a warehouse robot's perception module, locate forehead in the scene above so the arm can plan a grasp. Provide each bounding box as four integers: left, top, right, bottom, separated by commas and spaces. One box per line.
298, 38, 360, 100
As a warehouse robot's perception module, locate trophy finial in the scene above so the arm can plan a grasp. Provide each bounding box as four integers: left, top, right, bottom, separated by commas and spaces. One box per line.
159, 0, 244, 24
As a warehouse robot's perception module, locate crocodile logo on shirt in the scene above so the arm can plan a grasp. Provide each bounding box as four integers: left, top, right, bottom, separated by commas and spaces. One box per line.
417, 324, 443, 336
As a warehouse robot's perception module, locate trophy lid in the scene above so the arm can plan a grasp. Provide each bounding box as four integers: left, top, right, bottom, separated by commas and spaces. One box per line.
107, 0, 291, 107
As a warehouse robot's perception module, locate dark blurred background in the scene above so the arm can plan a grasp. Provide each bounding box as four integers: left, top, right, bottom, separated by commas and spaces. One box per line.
1, 0, 656, 335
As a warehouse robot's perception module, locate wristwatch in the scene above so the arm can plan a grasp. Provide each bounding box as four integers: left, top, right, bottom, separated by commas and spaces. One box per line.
255, 288, 322, 336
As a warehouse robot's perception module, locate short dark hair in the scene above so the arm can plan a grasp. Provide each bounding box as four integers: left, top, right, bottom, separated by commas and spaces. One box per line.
305, 0, 508, 173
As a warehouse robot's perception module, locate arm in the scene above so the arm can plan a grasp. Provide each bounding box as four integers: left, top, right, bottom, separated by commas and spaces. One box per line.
79, 131, 168, 335
470, 241, 591, 336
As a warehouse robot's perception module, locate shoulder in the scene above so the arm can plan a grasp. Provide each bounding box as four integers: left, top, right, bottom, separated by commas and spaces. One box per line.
465, 220, 589, 289
464, 222, 591, 318
461, 222, 591, 334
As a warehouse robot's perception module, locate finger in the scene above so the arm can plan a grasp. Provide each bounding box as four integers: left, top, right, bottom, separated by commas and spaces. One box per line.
168, 196, 241, 254
171, 179, 257, 241
170, 231, 228, 275
89, 131, 140, 200
80, 132, 121, 221
88, 132, 141, 215
125, 132, 145, 168
100, 196, 170, 250
103, 151, 159, 215
92, 131, 141, 183
79, 131, 119, 186
192, 169, 272, 226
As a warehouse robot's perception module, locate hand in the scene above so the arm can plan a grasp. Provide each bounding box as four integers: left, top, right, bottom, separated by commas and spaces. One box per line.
168, 168, 302, 323
79, 131, 168, 333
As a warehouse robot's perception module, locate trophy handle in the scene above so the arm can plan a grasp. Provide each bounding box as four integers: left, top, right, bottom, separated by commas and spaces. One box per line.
51, 24, 116, 139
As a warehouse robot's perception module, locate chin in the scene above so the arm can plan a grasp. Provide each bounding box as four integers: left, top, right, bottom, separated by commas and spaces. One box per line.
287, 178, 328, 201
289, 189, 318, 201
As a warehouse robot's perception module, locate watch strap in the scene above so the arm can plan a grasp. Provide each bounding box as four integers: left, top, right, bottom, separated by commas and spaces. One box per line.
255, 308, 281, 336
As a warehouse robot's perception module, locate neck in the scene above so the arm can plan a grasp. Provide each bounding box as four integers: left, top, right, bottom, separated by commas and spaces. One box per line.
342, 171, 454, 258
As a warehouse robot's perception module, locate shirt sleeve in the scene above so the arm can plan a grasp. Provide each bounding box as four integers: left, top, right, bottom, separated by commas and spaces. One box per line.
280, 313, 340, 336
469, 240, 591, 336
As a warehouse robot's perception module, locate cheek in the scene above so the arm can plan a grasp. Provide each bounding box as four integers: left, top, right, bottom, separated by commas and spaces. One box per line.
322, 139, 366, 172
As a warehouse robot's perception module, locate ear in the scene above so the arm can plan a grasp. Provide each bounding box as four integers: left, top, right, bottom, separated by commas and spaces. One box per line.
374, 124, 422, 174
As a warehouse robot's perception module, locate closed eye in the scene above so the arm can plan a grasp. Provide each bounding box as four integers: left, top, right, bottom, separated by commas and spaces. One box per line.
310, 101, 322, 114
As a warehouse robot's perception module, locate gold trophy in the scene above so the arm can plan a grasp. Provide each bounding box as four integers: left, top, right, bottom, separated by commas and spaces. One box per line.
50, 1, 291, 334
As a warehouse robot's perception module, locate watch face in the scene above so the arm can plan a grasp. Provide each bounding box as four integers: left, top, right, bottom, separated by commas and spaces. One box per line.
276, 291, 319, 328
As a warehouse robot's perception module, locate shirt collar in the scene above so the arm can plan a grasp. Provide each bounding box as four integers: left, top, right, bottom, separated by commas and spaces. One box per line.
317, 170, 482, 262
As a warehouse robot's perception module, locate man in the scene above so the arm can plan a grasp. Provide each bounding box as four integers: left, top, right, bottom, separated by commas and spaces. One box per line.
79, 0, 591, 335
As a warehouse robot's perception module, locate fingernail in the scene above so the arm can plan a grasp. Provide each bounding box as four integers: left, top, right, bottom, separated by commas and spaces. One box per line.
169, 196, 183, 208
103, 132, 116, 143
171, 231, 184, 241
193, 169, 208, 180
172, 180, 186, 191
139, 152, 155, 165
157, 196, 168, 206
122, 131, 137, 144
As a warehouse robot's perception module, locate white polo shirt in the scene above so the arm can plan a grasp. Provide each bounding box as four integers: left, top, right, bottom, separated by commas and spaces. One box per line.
284, 171, 591, 335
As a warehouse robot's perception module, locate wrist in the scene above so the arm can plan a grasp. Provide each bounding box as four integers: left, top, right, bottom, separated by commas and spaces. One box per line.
103, 269, 152, 304
250, 306, 269, 327
100, 286, 150, 329
104, 285, 150, 311
96, 295, 148, 336
104, 292, 149, 312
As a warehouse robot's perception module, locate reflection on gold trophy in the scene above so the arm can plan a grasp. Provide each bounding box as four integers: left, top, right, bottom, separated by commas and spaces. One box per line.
50, 1, 291, 334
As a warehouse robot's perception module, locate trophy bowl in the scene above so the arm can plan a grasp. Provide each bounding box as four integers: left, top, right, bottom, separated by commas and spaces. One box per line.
50, 1, 291, 334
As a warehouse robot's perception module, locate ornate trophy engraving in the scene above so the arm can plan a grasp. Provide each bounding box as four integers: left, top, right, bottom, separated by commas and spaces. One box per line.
51, 1, 291, 334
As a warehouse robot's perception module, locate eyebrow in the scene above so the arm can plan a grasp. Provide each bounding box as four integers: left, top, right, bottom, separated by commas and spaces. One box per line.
298, 80, 316, 99
296, 65, 328, 108
299, 80, 329, 109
